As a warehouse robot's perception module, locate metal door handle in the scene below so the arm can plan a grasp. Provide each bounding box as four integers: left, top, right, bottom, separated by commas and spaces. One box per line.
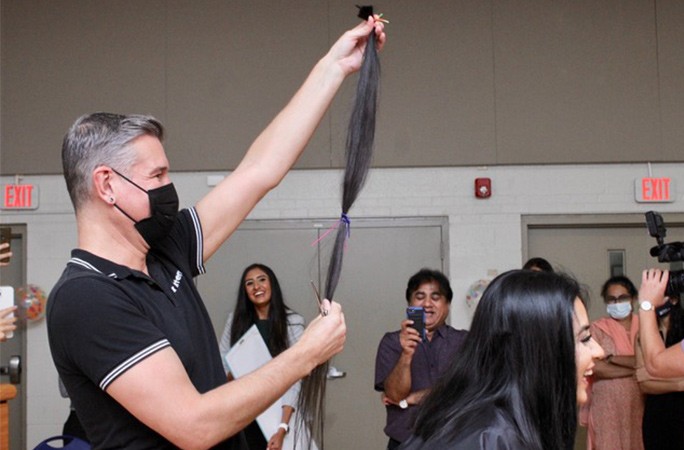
0, 355, 21, 384
326, 366, 346, 379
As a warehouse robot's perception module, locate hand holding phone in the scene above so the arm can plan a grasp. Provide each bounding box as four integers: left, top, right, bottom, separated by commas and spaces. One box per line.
0, 227, 11, 264
406, 306, 426, 342
0, 286, 15, 340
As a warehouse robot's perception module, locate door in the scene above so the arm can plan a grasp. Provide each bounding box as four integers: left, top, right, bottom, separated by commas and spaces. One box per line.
196, 217, 447, 449
525, 213, 684, 450
525, 213, 684, 321
0, 225, 27, 450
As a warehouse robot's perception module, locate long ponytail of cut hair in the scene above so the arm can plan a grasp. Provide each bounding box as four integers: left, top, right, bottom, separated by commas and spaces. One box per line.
296, 6, 381, 449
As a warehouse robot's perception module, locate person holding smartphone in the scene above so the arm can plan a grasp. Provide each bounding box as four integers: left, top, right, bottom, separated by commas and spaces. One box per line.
374, 269, 468, 449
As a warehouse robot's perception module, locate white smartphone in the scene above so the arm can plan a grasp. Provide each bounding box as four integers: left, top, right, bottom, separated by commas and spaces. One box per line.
0, 285, 15, 339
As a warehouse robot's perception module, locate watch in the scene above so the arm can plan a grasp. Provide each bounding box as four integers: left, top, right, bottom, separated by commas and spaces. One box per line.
639, 300, 653, 311
278, 423, 290, 434
399, 399, 408, 409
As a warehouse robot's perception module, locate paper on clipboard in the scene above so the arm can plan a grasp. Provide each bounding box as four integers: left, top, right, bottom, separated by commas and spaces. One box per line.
224, 324, 317, 450
0, 286, 15, 339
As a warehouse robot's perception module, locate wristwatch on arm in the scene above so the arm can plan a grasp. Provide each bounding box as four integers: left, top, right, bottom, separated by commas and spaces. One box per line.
639, 300, 653, 312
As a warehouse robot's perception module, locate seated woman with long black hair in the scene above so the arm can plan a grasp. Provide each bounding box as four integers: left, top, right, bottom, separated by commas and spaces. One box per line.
400, 270, 605, 450
219, 263, 306, 450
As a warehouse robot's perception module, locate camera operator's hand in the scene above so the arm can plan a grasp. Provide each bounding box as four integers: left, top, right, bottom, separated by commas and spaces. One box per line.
639, 268, 668, 307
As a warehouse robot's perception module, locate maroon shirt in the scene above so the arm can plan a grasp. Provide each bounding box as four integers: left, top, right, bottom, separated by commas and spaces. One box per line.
374, 324, 468, 442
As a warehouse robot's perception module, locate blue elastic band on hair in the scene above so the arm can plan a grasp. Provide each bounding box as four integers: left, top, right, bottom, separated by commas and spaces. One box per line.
341, 213, 351, 238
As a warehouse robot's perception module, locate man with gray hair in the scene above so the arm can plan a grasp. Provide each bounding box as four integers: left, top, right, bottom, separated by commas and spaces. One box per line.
47, 17, 386, 449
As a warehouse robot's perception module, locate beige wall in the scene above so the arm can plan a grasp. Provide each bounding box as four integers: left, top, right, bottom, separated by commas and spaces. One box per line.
2, 0, 683, 176
3, 161, 683, 445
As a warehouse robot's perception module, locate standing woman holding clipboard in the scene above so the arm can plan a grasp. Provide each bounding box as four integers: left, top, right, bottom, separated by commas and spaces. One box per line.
219, 263, 306, 450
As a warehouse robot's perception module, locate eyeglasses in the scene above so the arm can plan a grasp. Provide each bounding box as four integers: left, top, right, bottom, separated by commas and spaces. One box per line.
605, 294, 633, 303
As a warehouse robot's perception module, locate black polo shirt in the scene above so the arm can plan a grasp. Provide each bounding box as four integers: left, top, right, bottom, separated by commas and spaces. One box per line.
47, 208, 239, 449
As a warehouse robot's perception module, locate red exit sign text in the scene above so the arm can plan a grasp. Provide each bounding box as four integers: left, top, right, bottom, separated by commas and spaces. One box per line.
1, 184, 40, 210
635, 177, 675, 203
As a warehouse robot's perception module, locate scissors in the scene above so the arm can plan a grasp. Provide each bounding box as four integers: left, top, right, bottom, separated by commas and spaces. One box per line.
310, 281, 329, 316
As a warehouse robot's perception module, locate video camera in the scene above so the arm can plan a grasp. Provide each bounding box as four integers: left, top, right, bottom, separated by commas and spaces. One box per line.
645, 211, 684, 296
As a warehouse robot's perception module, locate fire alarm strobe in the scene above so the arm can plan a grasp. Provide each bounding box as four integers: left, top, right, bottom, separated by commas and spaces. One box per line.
475, 178, 491, 198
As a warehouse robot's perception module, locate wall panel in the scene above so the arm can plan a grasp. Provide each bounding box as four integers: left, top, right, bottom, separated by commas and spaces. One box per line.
1, 1, 682, 175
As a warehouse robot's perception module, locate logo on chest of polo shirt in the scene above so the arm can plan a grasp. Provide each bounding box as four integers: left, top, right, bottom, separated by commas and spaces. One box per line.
171, 270, 183, 293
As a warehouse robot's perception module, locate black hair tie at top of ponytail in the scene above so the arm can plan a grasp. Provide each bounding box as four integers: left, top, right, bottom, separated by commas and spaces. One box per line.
356, 4, 374, 20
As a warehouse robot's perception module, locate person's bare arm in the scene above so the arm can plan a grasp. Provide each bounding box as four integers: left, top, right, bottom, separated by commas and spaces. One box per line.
636, 334, 684, 394
107, 300, 345, 449
383, 320, 421, 403
196, 17, 386, 262
639, 269, 684, 377
267, 405, 294, 450
592, 357, 635, 380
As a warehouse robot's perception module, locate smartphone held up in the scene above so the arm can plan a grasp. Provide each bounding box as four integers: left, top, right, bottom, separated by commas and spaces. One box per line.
406, 306, 427, 342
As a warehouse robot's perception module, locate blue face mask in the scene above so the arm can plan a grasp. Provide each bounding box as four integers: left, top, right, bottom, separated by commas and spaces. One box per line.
112, 169, 179, 247
607, 302, 632, 320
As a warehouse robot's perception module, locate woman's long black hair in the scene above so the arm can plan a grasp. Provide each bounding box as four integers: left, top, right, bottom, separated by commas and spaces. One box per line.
411, 270, 580, 450
230, 263, 291, 356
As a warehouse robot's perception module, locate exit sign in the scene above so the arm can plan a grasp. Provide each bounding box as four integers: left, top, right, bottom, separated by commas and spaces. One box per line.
1, 184, 40, 210
635, 177, 676, 203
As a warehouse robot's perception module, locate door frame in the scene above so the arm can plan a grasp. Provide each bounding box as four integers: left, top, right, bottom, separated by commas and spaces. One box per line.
522, 212, 684, 263
0, 223, 27, 450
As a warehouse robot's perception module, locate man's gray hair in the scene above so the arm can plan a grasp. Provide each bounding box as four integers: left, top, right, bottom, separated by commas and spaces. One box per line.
61, 112, 164, 211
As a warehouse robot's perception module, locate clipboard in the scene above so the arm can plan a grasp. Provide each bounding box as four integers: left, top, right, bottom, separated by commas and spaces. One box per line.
225, 325, 318, 450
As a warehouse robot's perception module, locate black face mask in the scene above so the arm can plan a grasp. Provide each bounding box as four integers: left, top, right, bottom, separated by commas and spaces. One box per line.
112, 169, 179, 247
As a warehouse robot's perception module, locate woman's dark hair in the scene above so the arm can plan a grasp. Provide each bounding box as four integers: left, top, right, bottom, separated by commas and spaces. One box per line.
522, 257, 554, 273
412, 270, 580, 450
230, 263, 290, 356
405, 268, 453, 303
600, 275, 638, 302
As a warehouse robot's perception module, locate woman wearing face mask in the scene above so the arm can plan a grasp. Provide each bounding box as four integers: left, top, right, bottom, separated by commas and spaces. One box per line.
634, 294, 684, 450
582, 276, 644, 450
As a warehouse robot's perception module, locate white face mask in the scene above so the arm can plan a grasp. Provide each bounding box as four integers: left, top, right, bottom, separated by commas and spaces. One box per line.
607, 302, 632, 320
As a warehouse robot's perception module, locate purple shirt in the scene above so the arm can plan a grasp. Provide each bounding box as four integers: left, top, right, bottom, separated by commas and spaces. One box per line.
374, 324, 468, 442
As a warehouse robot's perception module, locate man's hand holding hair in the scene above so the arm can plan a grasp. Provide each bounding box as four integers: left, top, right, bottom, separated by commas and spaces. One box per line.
294, 299, 346, 372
